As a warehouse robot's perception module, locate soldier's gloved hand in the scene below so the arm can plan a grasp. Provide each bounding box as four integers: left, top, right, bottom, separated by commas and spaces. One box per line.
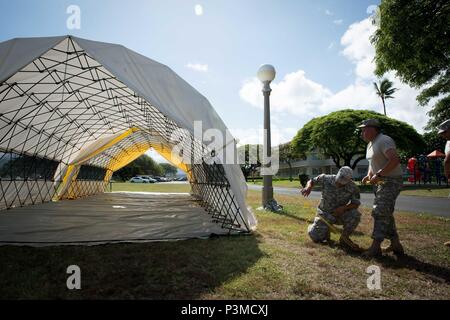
301, 186, 312, 197
369, 175, 381, 185
361, 175, 371, 185
333, 206, 346, 216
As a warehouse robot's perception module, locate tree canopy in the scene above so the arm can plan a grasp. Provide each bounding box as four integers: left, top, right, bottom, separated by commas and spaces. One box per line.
160, 163, 178, 176
422, 131, 447, 155
113, 155, 163, 181
291, 109, 426, 169
371, 0, 450, 129
278, 142, 297, 181
373, 78, 397, 116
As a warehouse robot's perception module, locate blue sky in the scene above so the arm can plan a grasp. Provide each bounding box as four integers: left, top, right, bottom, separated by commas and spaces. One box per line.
0, 0, 430, 162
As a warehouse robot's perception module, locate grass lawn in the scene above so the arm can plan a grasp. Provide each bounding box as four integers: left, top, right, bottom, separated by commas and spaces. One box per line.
400, 187, 450, 198
248, 179, 302, 189
109, 182, 191, 193
0, 184, 449, 299
249, 179, 450, 198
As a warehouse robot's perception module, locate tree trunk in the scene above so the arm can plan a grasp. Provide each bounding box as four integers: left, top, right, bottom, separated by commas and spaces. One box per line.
351, 156, 367, 170
331, 155, 341, 169
344, 157, 352, 167
382, 97, 386, 116
288, 162, 293, 182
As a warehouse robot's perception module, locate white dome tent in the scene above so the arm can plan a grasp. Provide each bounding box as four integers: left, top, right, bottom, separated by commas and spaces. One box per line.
0, 35, 256, 245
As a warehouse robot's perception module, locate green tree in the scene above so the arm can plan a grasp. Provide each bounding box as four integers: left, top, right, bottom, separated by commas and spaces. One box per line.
278, 142, 297, 181
373, 78, 397, 116
291, 109, 426, 169
160, 163, 178, 177
113, 155, 163, 181
371, 0, 450, 129
422, 131, 447, 155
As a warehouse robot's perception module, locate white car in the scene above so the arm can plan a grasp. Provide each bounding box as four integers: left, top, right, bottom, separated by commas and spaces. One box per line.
140, 176, 157, 183
129, 176, 150, 183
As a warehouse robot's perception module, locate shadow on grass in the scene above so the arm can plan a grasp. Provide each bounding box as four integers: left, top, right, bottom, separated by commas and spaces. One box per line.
311, 238, 450, 284
369, 254, 450, 284
0, 234, 264, 299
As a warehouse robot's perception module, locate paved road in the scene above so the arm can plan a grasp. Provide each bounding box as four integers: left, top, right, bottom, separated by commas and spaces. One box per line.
247, 185, 450, 218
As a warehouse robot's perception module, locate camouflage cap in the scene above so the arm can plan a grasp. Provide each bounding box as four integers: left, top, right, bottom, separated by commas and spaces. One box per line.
437, 119, 450, 134
336, 166, 353, 185
357, 119, 380, 128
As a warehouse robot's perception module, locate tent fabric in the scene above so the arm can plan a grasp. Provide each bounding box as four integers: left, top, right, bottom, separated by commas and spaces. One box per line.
0, 36, 67, 85
427, 150, 445, 158
0, 35, 256, 242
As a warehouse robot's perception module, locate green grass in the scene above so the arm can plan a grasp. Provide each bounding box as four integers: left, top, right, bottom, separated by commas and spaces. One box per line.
109, 182, 191, 193
0, 184, 449, 299
249, 179, 450, 197
248, 179, 302, 188
400, 187, 450, 198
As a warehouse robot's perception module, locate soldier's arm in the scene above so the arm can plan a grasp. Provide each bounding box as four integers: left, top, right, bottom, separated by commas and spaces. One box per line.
334, 203, 359, 216
334, 187, 361, 216
301, 174, 325, 197
350, 186, 361, 208
312, 173, 325, 184
377, 148, 400, 176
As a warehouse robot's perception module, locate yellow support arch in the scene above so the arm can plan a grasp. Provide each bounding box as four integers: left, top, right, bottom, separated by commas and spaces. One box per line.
106, 142, 152, 172
151, 143, 191, 179
55, 127, 192, 200
55, 127, 139, 200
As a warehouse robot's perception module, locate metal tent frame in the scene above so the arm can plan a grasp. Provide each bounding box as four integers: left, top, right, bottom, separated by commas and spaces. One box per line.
0, 36, 252, 234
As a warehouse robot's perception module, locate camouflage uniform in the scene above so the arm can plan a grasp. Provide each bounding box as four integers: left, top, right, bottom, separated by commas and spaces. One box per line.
371, 176, 403, 241
307, 174, 361, 243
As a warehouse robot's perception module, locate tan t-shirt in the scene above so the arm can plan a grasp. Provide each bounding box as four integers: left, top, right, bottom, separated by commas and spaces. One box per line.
366, 134, 403, 177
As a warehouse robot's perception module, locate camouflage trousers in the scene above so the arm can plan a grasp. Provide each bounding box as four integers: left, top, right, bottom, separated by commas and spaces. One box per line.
307, 209, 361, 243
371, 176, 402, 241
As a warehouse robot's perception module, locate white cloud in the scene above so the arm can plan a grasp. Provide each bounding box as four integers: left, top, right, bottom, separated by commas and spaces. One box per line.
186, 63, 208, 72
239, 70, 332, 117
239, 16, 431, 135
340, 18, 376, 79
325, 9, 333, 16
328, 42, 335, 50
333, 19, 343, 25
231, 125, 298, 146
195, 4, 203, 16
366, 4, 378, 15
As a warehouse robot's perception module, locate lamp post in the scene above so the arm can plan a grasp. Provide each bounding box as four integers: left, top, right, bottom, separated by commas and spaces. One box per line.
257, 64, 280, 211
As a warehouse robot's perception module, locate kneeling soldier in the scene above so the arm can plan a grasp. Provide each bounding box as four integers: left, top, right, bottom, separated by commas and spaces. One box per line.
302, 166, 361, 249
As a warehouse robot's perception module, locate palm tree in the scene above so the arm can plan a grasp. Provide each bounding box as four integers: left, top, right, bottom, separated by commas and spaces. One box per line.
373, 78, 398, 116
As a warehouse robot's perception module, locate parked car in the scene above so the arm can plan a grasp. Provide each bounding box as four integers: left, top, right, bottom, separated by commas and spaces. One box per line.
139, 176, 156, 183
129, 176, 150, 183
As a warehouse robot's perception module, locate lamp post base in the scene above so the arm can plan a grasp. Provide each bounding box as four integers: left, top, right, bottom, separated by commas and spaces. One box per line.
257, 198, 283, 212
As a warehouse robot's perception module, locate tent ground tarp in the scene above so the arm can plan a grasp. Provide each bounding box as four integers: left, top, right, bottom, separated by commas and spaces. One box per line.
0, 192, 231, 246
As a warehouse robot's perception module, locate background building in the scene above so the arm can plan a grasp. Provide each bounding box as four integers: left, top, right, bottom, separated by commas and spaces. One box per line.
277, 149, 370, 180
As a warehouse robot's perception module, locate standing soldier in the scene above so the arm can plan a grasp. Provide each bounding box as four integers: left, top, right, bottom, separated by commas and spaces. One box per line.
359, 119, 404, 257
437, 119, 450, 247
